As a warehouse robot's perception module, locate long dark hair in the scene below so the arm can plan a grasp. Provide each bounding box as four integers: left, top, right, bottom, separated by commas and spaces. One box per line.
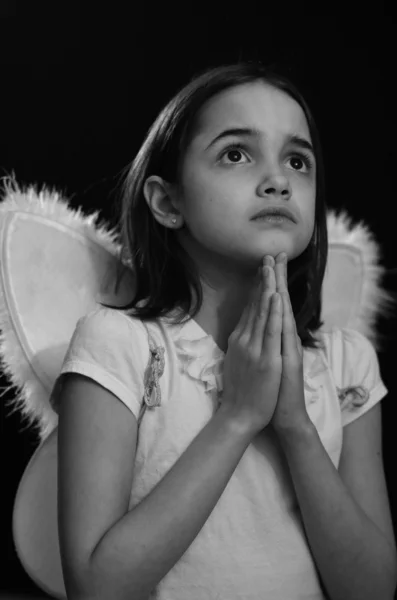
101, 61, 328, 350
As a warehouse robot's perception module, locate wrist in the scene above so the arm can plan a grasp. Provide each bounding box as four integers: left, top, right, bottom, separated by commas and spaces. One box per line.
216, 403, 260, 440
273, 417, 316, 447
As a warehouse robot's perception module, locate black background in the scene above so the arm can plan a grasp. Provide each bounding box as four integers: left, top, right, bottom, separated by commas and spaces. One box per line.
1, 6, 396, 598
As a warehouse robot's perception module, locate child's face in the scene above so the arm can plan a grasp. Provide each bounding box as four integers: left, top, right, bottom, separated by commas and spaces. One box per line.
175, 81, 316, 274
179, 82, 316, 267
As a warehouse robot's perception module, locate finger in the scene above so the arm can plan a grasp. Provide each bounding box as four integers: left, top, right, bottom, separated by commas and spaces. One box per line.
263, 254, 275, 269
281, 290, 298, 358
285, 254, 288, 285
262, 292, 283, 357
246, 269, 266, 333
283, 282, 299, 342
250, 266, 274, 351
275, 252, 288, 294
293, 309, 302, 351
279, 259, 301, 352
266, 261, 277, 294
272, 252, 300, 353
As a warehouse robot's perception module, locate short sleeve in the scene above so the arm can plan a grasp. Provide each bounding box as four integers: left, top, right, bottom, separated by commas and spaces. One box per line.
333, 328, 388, 427
49, 307, 150, 420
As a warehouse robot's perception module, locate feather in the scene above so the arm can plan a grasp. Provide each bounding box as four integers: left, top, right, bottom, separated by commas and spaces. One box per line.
321, 208, 396, 351
0, 176, 129, 440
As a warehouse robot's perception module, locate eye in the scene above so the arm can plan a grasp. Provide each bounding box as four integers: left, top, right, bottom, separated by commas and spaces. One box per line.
218, 144, 314, 172
287, 153, 314, 173
219, 143, 250, 165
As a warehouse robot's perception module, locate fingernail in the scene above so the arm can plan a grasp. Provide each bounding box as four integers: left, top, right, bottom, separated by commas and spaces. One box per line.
262, 255, 272, 266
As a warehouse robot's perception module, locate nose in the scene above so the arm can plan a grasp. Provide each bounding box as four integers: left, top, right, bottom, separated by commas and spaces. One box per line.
258, 174, 292, 200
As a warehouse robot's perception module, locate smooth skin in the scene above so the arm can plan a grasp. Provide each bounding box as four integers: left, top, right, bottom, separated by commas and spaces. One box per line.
144, 81, 316, 353
271, 252, 309, 432
222, 250, 311, 435
222, 257, 283, 433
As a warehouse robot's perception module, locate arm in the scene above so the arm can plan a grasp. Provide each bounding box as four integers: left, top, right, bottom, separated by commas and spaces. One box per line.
57, 374, 256, 600
276, 416, 397, 600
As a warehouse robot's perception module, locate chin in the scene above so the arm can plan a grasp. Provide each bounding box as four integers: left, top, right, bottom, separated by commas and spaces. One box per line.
264, 239, 309, 262
261, 246, 293, 261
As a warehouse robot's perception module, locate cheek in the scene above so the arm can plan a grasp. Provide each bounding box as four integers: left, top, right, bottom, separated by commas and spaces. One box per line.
183, 174, 236, 224
303, 206, 316, 238
293, 190, 316, 244
298, 184, 316, 224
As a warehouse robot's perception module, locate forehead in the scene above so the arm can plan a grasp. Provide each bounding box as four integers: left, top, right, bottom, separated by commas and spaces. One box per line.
193, 81, 310, 143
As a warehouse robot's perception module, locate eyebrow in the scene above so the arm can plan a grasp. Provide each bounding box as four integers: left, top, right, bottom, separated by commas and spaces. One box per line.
205, 127, 315, 154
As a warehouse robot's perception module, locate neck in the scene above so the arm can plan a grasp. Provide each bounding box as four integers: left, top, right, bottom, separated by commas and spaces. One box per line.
190, 276, 257, 353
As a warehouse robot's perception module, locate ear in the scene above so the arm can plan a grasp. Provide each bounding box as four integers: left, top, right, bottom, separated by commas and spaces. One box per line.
143, 175, 182, 226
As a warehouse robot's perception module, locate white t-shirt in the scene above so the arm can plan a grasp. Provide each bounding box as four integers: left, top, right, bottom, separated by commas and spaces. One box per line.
51, 306, 388, 600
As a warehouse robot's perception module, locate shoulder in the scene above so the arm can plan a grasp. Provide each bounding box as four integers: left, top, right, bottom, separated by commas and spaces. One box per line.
74, 306, 150, 346
320, 326, 375, 354
51, 307, 156, 417
78, 305, 145, 330
319, 326, 380, 382
62, 306, 156, 390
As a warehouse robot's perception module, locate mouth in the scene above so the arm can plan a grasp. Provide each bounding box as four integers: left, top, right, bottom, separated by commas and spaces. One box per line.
252, 207, 296, 223
252, 215, 294, 226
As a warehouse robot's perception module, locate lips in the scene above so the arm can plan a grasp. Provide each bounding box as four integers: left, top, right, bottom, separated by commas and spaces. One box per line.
252, 207, 296, 223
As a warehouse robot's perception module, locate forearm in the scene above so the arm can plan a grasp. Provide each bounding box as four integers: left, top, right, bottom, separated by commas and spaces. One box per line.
87, 404, 255, 600
277, 422, 397, 600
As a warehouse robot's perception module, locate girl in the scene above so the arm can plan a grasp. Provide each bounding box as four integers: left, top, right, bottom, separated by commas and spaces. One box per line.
54, 62, 397, 599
